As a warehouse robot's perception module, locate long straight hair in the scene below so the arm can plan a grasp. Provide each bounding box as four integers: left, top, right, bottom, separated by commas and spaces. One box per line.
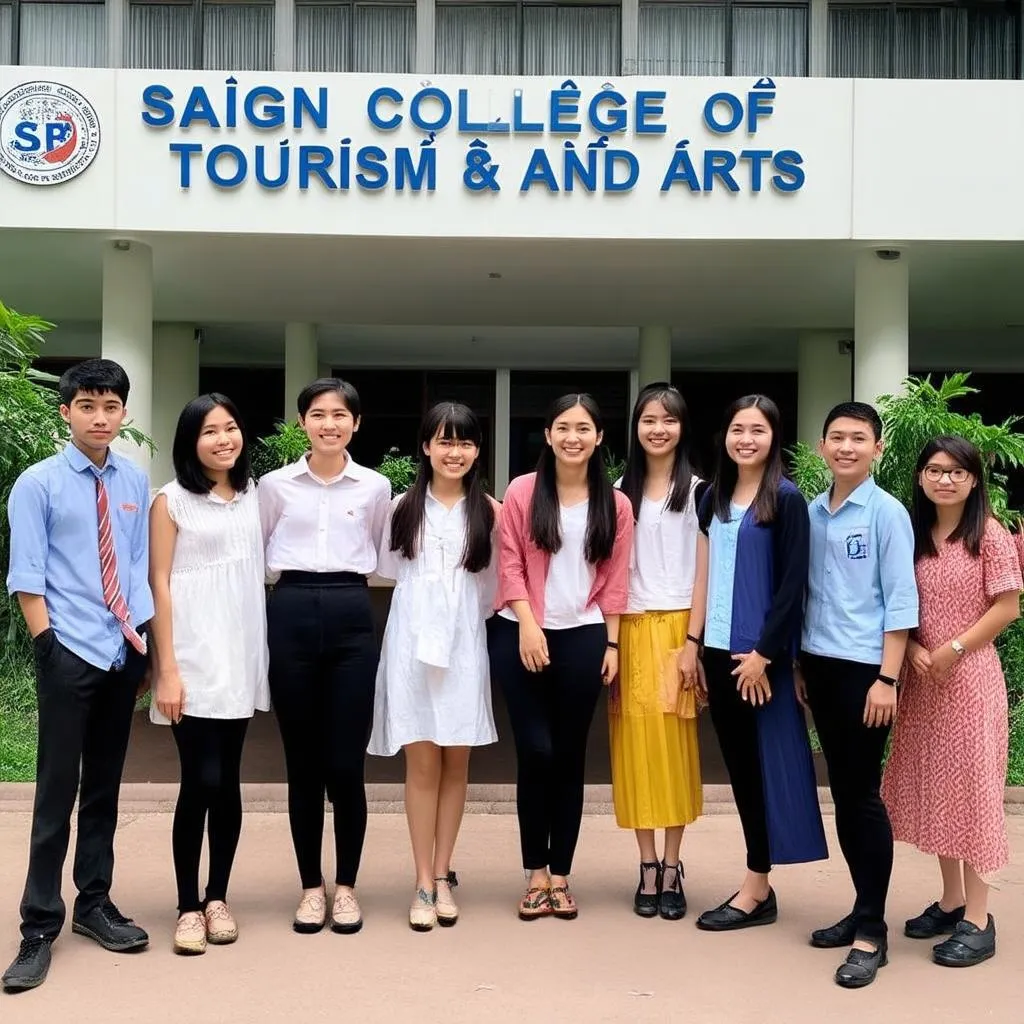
710, 394, 784, 525
172, 393, 252, 495
530, 393, 617, 563
389, 402, 495, 573
620, 382, 695, 520
912, 435, 989, 560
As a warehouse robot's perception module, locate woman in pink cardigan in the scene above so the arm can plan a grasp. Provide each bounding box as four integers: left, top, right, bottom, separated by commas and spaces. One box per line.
489, 393, 633, 922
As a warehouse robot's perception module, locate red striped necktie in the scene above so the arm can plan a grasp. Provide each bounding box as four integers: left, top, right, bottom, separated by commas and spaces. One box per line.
96, 475, 147, 656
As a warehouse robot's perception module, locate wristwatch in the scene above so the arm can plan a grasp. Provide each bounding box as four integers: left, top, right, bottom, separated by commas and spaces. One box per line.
951, 639, 967, 657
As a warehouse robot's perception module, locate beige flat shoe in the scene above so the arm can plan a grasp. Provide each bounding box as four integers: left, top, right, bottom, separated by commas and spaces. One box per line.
173, 911, 207, 956
293, 887, 327, 934
434, 876, 458, 927
409, 888, 437, 933
204, 901, 238, 945
331, 888, 363, 935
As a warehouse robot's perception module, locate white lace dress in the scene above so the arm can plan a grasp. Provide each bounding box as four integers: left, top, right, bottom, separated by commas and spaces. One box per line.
150, 480, 270, 724
368, 490, 498, 755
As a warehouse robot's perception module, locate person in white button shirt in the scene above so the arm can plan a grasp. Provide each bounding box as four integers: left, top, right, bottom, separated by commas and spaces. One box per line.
148, 394, 269, 956
368, 402, 500, 932
257, 379, 390, 937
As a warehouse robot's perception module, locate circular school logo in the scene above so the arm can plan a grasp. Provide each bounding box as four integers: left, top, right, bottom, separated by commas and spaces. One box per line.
0, 81, 100, 186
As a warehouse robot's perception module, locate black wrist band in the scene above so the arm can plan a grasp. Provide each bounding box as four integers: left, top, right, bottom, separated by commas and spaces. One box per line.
606, 641, 619, 650
686, 634, 702, 645
877, 674, 897, 686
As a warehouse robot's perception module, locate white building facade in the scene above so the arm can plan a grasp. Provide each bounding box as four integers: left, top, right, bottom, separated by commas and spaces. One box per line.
2, 1, 1024, 488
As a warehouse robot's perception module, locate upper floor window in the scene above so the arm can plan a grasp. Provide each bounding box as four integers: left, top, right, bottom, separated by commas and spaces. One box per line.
829, 1, 1020, 79
295, 1, 415, 73
15, 0, 107, 68
637, 0, 809, 77
435, 0, 621, 77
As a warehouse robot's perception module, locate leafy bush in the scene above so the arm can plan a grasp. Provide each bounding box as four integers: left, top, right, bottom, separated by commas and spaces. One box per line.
376, 448, 417, 496
251, 420, 310, 479
603, 449, 627, 484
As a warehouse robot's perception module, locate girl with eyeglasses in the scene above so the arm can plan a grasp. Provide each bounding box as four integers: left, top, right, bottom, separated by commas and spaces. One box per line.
882, 435, 1022, 968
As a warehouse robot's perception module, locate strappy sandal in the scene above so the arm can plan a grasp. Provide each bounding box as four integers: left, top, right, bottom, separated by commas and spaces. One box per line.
518, 887, 552, 921
548, 886, 578, 921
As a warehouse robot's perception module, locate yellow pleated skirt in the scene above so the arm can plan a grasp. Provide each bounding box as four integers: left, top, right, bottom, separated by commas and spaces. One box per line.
608, 610, 703, 830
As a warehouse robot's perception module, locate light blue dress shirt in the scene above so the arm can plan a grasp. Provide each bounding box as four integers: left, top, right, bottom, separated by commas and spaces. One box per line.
7, 444, 154, 671
802, 477, 918, 664
704, 504, 747, 651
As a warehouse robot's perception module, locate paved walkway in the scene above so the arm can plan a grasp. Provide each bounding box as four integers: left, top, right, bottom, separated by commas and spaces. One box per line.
1, 810, 1022, 1023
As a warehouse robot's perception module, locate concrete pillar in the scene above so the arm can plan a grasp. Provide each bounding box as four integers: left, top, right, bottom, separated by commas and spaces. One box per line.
275, 0, 295, 71
415, 0, 435, 73
101, 240, 153, 473
494, 368, 510, 498
808, 0, 829, 77
854, 250, 909, 407
797, 331, 851, 446
318, 361, 333, 380
107, 0, 125, 67
637, 326, 672, 388
151, 324, 199, 486
284, 322, 318, 418
621, 0, 639, 75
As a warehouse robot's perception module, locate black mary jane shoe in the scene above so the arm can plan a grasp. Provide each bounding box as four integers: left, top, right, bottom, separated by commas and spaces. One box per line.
834, 940, 888, 989
811, 912, 858, 949
633, 862, 662, 918
696, 889, 777, 932
658, 861, 686, 921
905, 902, 965, 939
932, 917, 996, 968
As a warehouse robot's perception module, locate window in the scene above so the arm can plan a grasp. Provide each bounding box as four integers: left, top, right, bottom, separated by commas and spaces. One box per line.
638, 2, 808, 77
127, 0, 195, 69
828, 2, 1020, 79
19, 0, 107, 67
0, 3, 12, 64
436, 4, 518, 75
295, 2, 414, 72
203, 0, 273, 71
522, 4, 621, 77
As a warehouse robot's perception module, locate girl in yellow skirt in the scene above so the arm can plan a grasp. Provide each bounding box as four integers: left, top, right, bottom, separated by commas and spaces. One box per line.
611, 382, 705, 920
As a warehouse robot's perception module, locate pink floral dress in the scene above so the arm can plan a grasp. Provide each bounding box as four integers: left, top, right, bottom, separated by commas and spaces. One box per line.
883, 519, 1022, 875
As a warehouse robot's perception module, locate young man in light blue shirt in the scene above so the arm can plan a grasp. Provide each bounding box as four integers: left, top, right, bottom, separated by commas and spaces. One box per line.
797, 401, 919, 990
3, 360, 153, 993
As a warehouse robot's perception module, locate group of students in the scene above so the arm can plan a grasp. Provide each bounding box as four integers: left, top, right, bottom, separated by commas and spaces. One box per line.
2, 357, 1019, 994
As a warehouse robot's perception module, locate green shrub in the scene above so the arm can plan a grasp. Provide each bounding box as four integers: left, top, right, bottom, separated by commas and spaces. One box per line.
251, 420, 310, 479
376, 448, 417, 496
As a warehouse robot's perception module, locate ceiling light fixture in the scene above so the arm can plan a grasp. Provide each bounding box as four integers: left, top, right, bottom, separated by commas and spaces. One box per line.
488, 272, 502, 279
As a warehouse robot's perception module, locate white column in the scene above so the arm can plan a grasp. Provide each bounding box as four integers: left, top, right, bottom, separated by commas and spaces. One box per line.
284, 322, 318, 417
102, 241, 153, 473
275, 0, 295, 71
621, 0, 639, 75
854, 250, 909, 407
415, 0, 435, 73
318, 361, 333, 379
151, 324, 199, 486
107, 0, 125, 67
494, 368, 511, 498
637, 325, 672, 388
808, 0, 829, 77
797, 331, 851, 446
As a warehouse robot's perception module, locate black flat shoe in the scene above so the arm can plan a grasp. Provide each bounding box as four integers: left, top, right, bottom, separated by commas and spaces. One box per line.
658, 861, 686, 921
834, 941, 888, 989
905, 902, 965, 939
811, 912, 858, 948
933, 917, 996, 968
696, 889, 777, 932
71, 899, 148, 952
2, 938, 52, 993
633, 861, 661, 918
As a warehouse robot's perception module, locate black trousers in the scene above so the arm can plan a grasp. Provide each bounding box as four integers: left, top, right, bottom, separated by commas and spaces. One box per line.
801, 651, 892, 942
171, 716, 249, 913
267, 573, 378, 889
20, 628, 148, 940
703, 647, 772, 875
488, 615, 606, 877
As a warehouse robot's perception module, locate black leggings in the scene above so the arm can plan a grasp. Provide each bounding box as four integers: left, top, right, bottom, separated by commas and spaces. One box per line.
171, 715, 249, 914
488, 615, 606, 877
268, 574, 378, 889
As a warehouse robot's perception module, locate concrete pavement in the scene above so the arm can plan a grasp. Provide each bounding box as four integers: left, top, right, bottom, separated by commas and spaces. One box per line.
1, 808, 1022, 1023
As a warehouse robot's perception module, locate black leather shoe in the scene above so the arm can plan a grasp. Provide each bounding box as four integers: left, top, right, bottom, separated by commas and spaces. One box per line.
633, 862, 661, 918
834, 940, 888, 988
905, 902, 965, 939
2, 938, 52, 993
811, 912, 858, 948
696, 889, 777, 932
933, 917, 996, 967
72, 900, 148, 952
658, 862, 686, 921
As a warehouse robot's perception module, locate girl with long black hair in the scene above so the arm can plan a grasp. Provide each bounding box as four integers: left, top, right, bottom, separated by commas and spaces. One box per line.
490, 393, 633, 922
369, 402, 500, 932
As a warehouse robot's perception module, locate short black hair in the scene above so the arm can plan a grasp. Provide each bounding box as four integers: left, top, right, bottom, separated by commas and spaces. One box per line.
822, 401, 883, 442
58, 358, 130, 406
172, 393, 252, 495
297, 378, 361, 419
